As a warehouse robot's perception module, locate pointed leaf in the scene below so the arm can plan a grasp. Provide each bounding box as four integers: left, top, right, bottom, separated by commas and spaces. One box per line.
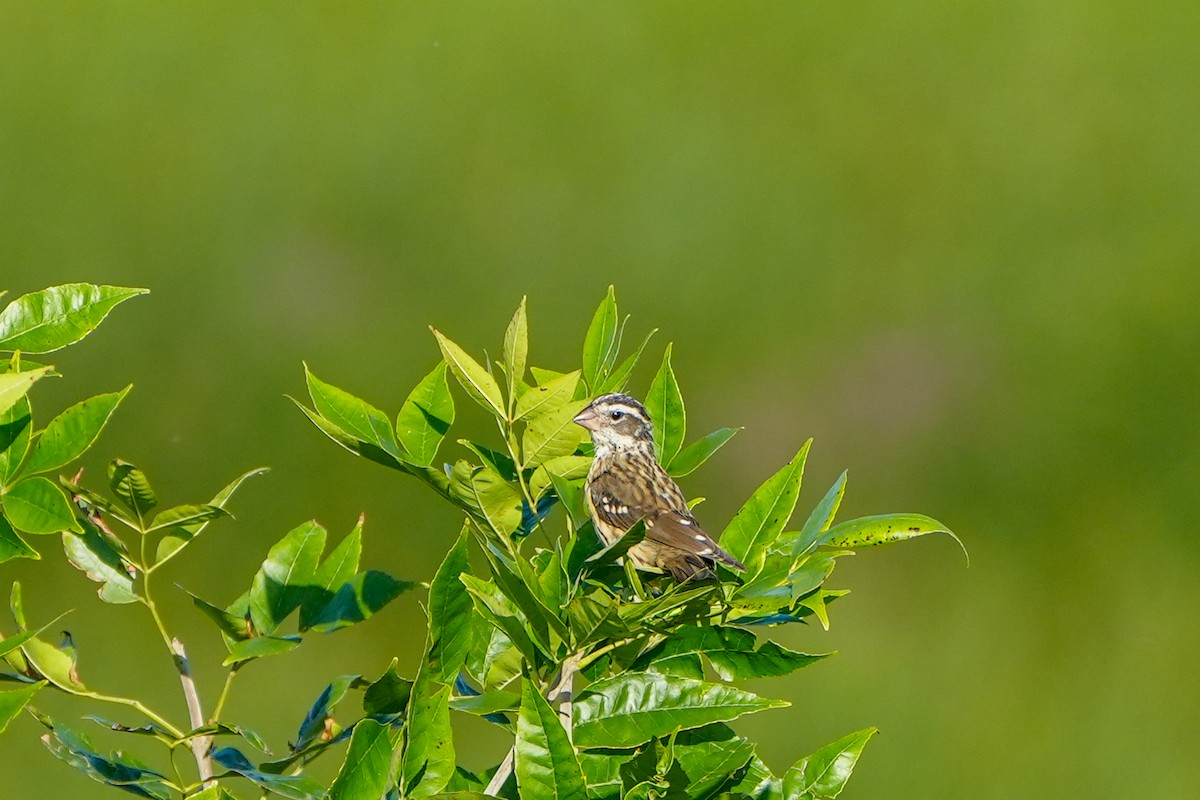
293, 399, 408, 470
668, 427, 740, 478
821, 513, 965, 559
515, 371, 580, 421
39, 713, 172, 799
146, 504, 228, 534
188, 591, 253, 641
211, 746, 323, 800
294, 675, 362, 752
668, 724, 756, 799
597, 328, 657, 395
222, 635, 301, 666
521, 400, 586, 467
304, 570, 413, 633
428, 531, 476, 682
646, 344, 686, 466
432, 328, 506, 419
327, 718, 402, 800
299, 519, 363, 629
582, 286, 619, 391
157, 467, 266, 563
449, 463, 523, 536
396, 363, 455, 466
363, 658, 413, 717
0, 394, 33, 486
249, 521, 326, 634
107, 460, 157, 518
503, 297, 529, 415
789, 471, 847, 556
516, 678, 585, 800
721, 442, 811, 573
62, 524, 138, 604
0, 284, 146, 353
24, 387, 129, 476
0, 681, 44, 735
574, 672, 788, 748
0, 511, 38, 564
0, 367, 51, 418
403, 659, 455, 798
4, 476, 82, 534
782, 727, 877, 799
305, 365, 401, 459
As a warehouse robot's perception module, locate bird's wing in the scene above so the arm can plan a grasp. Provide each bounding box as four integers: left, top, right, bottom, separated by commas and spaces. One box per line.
588, 463, 745, 570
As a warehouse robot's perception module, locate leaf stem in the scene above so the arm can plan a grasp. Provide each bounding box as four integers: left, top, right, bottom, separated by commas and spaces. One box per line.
211, 667, 238, 722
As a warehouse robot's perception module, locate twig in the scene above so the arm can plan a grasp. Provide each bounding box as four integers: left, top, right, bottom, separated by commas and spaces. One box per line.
171, 638, 214, 788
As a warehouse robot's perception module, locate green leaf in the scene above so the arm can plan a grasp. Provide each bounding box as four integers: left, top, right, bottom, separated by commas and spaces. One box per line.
668, 427, 740, 478
3, 476, 82, 534
249, 520, 326, 634
448, 688, 520, 716
146, 503, 228, 534
432, 328, 506, 419
449, 462, 523, 537
211, 746, 323, 800
728, 755, 783, 799
222, 635, 301, 666
721, 442, 811, 574
363, 658, 413, 717
574, 672, 788, 748
24, 387, 129, 476
516, 678, 586, 800
515, 370, 580, 421
299, 518, 363, 629
157, 467, 265, 563
107, 459, 157, 518
529, 454, 590, 500
503, 297, 529, 415
0, 681, 44, 735
668, 724, 757, 799
582, 286, 619, 391
403, 658, 456, 798
461, 574, 544, 665
708, 640, 828, 681
39, 713, 172, 799
782, 727, 877, 800
20, 631, 86, 692
305, 365, 402, 459
641, 626, 828, 681
327, 718, 402, 800
821, 513, 966, 560
303, 570, 413, 633
62, 524, 138, 604
188, 591, 253, 640
293, 399, 408, 471
0, 394, 33, 487
0, 509, 38, 564
396, 363, 456, 467
522, 400, 586, 467
428, 530, 476, 682
597, 328, 657, 395
0, 284, 146, 354
0, 366, 51, 419
294, 674, 362, 752
646, 343, 686, 466
789, 471, 848, 556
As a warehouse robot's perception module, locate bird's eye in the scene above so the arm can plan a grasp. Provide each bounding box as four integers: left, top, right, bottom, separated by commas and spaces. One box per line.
609, 410, 624, 420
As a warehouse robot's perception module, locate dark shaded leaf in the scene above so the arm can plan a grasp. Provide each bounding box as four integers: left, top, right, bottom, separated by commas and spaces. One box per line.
515, 678, 585, 800
24, 387, 129, 476
667, 724, 756, 799
574, 672, 787, 748
0, 284, 146, 354
212, 746, 323, 800
0, 514, 38, 564
363, 658, 413, 718
0, 394, 33, 487
327, 718, 402, 800
294, 674, 362, 752
299, 518, 363, 630
38, 712, 172, 799
187, 591, 253, 641
3, 476, 82, 534
396, 362, 456, 467
304, 570, 413, 633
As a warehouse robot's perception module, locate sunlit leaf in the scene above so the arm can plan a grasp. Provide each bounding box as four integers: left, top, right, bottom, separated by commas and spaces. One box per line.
3, 476, 82, 534
432, 328, 506, 419
646, 343, 686, 467
0, 681, 44, 735
515, 371, 580, 421
0, 284, 146, 354
582, 286, 619, 391
787, 470, 847, 557
62, 523, 138, 604
146, 503, 228, 534
721, 442, 810, 574
597, 328, 657, 395
305, 365, 402, 460
0, 513, 38, 564
396, 363, 455, 467
668, 427, 740, 478
781, 727, 877, 800
503, 297, 529, 415
821, 513, 966, 561
107, 459, 157, 518
403, 657, 455, 798
24, 387, 129, 476
428, 530, 476, 682
0, 366, 51, 419
249, 520, 326, 634
516, 678, 585, 800
155, 464, 263, 563
327, 718, 402, 800
574, 672, 787, 748
298, 518, 363, 630
522, 400, 586, 468
222, 635, 301, 666
667, 724, 756, 799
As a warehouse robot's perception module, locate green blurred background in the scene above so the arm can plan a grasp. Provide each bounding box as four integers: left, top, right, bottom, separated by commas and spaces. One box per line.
2, 2, 1198, 797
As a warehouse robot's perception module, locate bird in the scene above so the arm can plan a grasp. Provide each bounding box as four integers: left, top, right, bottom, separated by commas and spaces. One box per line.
572, 393, 746, 581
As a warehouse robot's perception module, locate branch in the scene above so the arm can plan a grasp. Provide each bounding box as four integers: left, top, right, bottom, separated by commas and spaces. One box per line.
171, 638, 214, 787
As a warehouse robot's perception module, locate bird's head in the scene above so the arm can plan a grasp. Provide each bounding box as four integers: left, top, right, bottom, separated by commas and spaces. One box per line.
573, 393, 655, 456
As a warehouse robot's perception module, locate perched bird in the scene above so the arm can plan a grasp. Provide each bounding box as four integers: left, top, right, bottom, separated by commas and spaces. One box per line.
573, 393, 746, 581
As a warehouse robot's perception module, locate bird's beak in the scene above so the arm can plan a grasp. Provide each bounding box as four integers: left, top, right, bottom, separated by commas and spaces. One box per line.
573, 407, 602, 431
